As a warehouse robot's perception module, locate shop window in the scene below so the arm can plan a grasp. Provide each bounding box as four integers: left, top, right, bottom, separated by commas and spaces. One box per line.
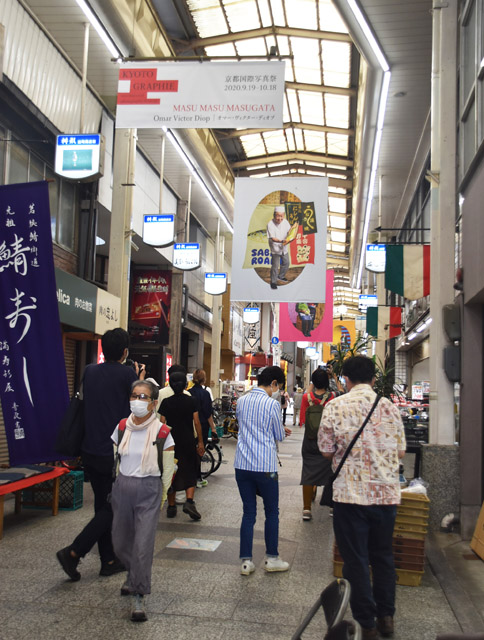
7, 140, 29, 184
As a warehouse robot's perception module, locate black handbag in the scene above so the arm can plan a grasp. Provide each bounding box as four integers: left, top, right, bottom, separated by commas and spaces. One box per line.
55, 380, 85, 458
320, 395, 381, 508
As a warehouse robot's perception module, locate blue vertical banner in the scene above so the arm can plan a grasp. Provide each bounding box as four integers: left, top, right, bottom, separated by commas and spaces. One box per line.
0, 182, 69, 465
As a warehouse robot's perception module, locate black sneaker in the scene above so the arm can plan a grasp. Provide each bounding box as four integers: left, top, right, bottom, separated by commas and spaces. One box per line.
99, 558, 126, 576
183, 501, 201, 521
131, 594, 147, 622
278, 277, 289, 283
166, 504, 177, 518
56, 546, 81, 581
270, 283, 278, 289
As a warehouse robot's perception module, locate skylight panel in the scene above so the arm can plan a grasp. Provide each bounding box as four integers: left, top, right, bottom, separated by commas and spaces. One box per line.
317, 0, 348, 33
286, 89, 300, 122
303, 131, 326, 153
331, 231, 347, 243
329, 197, 347, 213
270, 0, 286, 25
324, 95, 350, 128
330, 216, 347, 229
259, 0, 273, 27
225, 0, 261, 32
186, 1, 228, 38
235, 38, 268, 56
291, 38, 321, 83
322, 41, 351, 86
240, 136, 266, 156
327, 133, 349, 156
284, 0, 317, 30
299, 91, 324, 126
205, 43, 237, 57
262, 130, 289, 153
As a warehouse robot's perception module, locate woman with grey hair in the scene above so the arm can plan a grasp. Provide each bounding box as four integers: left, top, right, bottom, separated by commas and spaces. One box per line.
110, 379, 175, 622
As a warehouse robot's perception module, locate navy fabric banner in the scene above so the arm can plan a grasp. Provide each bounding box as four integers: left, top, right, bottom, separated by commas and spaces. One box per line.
0, 182, 69, 465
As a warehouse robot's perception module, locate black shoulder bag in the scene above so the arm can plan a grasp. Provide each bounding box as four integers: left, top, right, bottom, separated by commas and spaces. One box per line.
55, 375, 85, 458
320, 395, 381, 508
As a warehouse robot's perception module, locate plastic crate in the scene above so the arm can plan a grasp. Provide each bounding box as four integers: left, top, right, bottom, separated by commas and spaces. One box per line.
22, 470, 84, 511
395, 512, 429, 527
395, 567, 424, 586
397, 504, 430, 518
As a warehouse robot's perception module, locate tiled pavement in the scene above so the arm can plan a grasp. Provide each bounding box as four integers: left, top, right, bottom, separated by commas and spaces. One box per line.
0, 426, 482, 640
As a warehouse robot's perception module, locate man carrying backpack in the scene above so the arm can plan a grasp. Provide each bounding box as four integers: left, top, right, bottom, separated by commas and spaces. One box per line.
299, 368, 335, 520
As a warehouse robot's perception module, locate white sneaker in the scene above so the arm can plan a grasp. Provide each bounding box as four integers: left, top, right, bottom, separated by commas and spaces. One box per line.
240, 559, 256, 575
302, 509, 312, 521
264, 556, 289, 572
196, 479, 208, 488
175, 491, 185, 504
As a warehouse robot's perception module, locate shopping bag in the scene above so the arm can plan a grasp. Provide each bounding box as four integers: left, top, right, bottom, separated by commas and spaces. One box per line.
320, 477, 335, 507
55, 392, 85, 457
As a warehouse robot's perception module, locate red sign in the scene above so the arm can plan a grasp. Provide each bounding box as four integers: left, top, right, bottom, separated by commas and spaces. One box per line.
165, 353, 172, 386
117, 68, 178, 105
130, 270, 171, 343
97, 340, 104, 363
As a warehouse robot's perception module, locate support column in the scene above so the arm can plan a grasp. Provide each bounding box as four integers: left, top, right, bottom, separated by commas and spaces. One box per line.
428, 0, 457, 446
422, 0, 459, 531
108, 128, 137, 329
210, 224, 223, 399
168, 198, 187, 363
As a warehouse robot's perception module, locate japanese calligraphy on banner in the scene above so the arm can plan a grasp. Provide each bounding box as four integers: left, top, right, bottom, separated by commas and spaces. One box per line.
130, 270, 171, 344
279, 270, 334, 342
0, 182, 69, 465
116, 61, 285, 129
231, 177, 328, 302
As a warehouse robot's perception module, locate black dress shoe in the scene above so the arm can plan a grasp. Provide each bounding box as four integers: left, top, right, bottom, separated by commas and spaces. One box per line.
99, 558, 126, 576
183, 500, 201, 520
270, 283, 278, 289
166, 504, 177, 518
56, 546, 80, 581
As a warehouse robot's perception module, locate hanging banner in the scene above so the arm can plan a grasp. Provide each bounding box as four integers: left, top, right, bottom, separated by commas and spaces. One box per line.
385, 244, 431, 300
366, 306, 402, 340
366, 244, 386, 272
204, 273, 227, 295
130, 270, 171, 344
279, 270, 334, 341
231, 177, 328, 302
116, 61, 286, 129
0, 182, 69, 465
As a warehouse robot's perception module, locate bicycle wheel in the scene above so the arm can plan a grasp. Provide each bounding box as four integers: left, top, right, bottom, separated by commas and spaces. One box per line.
200, 448, 215, 478
206, 442, 223, 473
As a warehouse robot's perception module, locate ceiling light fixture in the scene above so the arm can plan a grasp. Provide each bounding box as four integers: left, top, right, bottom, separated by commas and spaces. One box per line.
408, 332, 417, 341
75, 0, 122, 58
165, 130, 234, 234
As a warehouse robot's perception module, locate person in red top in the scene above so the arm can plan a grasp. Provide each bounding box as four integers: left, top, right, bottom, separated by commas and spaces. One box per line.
299, 368, 335, 520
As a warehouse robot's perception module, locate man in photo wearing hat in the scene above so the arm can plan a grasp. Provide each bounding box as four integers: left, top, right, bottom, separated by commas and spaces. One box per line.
266, 205, 291, 290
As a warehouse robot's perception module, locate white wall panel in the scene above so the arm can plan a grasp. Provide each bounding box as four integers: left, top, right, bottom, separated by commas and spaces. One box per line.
0, 0, 102, 134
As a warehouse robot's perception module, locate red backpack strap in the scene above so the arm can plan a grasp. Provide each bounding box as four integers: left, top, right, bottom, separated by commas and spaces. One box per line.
117, 418, 128, 446
157, 424, 171, 440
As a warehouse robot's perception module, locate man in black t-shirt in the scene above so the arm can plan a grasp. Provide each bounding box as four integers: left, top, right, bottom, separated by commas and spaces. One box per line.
56, 328, 140, 581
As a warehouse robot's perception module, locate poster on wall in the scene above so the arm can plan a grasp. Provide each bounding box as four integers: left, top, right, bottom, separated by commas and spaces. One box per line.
0, 182, 69, 465
230, 177, 328, 302
279, 270, 334, 342
116, 61, 285, 129
130, 270, 171, 344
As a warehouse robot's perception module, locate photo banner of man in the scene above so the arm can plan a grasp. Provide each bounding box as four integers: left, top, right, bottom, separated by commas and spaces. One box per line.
279, 270, 334, 342
230, 177, 328, 302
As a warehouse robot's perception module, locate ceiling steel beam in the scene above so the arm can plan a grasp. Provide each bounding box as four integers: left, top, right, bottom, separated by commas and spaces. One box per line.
234, 166, 352, 190
175, 26, 352, 52
218, 121, 354, 138
286, 81, 356, 97
231, 151, 354, 169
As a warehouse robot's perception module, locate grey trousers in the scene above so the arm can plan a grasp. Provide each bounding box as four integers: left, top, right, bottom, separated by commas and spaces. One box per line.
270, 252, 289, 284
111, 473, 162, 595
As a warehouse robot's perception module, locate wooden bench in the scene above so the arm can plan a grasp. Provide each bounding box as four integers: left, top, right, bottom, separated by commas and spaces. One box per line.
0, 466, 69, 539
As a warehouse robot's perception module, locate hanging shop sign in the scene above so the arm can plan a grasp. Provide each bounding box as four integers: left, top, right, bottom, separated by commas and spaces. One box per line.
130, 270, 171, 344
306, 346, 317, 357
358, 294, 378, 311
0, 182, 69, 465
232, 308, 244, 355
366, 244, 386, 273
231, 176, 328, 303
95, 288, 121, 335
55, 134, 104, 182
173, 243, 200, 271
204, 272, 227, 295
116, 61, 285, 129
243, 307, 260, 324
412, 384, 424, 400
244, 319, 260, 351
143, 214, 175, 247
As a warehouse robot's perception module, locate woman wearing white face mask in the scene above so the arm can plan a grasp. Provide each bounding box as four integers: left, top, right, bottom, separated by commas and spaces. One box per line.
110, 380, 175, 623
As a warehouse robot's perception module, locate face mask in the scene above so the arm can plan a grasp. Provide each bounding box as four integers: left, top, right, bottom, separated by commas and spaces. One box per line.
272, 388, 281, 401
130, 400, 150, 418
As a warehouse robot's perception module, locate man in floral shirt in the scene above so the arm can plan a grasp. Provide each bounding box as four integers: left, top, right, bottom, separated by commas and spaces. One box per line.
319, 356, 406, 640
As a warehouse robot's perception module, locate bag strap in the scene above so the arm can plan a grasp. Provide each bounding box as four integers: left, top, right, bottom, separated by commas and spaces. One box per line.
306, 392, 313, 406
117, 418, 129, 446
331, 395, 381, 481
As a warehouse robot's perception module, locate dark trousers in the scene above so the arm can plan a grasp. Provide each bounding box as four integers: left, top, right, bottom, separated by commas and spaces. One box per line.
333, 502, 397, 629
235, 468, 279, 559
71, 453, 115, 564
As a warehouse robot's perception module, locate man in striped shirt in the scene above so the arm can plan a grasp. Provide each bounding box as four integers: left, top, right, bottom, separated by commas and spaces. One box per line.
234, 366, 292, 575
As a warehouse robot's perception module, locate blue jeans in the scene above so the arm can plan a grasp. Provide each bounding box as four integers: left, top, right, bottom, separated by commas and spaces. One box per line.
333, 502, 397, 629
235, 468, 279, 560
